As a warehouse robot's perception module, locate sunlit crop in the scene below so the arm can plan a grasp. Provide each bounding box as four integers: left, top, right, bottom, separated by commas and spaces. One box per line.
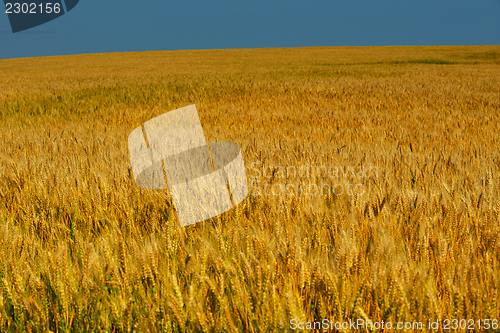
0, 46, 499, 332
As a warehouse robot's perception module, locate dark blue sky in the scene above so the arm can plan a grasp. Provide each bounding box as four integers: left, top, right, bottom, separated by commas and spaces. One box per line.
1, 0, 499, 59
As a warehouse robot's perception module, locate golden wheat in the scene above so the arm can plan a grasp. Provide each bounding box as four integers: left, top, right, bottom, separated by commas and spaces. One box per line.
0, 46, 499, 332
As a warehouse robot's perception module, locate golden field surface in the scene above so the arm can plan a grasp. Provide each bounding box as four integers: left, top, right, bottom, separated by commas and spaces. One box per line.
0, 46, 500, 332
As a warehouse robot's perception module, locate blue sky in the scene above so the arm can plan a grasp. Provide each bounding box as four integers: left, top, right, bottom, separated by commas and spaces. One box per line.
1, 0, 499, 59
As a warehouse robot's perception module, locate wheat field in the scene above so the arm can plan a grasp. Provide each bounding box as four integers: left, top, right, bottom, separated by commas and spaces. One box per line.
0, 46, 500, 332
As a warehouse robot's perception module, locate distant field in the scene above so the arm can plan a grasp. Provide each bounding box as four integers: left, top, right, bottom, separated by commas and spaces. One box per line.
0, 46, 500, 332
